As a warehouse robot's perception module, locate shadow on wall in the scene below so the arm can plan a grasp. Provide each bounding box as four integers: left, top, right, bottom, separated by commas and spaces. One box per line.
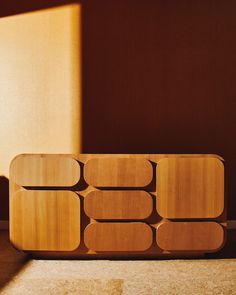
0, 0, 78, 17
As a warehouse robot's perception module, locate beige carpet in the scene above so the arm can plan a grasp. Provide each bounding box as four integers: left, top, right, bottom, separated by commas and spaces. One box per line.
1, 231, 236, 295
1, 259, 236, 295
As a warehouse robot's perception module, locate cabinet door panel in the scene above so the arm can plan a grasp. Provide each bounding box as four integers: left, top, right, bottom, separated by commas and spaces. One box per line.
156, 222, 224, 251
10, 190, 81, 251
156, 157, 224, 218
84, 190, 152, 219
10, 154, 80, 187
84, 158, 153, 187
84, 222, 152, 251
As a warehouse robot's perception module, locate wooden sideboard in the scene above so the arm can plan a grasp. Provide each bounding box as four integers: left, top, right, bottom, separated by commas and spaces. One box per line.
9, 154, 226, 258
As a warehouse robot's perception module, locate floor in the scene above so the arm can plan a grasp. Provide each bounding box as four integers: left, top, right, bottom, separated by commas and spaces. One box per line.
1, 230, 236, 295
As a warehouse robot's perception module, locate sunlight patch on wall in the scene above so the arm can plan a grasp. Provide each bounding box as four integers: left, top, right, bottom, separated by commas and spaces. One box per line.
0, 4, 82, 177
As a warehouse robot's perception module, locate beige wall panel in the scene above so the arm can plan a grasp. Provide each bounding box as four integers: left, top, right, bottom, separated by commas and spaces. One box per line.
0, 4, 81, 178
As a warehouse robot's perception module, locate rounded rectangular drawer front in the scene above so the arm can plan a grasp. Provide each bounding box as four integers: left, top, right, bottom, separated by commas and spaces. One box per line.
156, 222, 224, 251
10, 154, 80, 187
84, 222, 153, 251
84, 158, 153, 187
10, 190, 81, 251
156, 157, 224, 218
84, 190, 153, 219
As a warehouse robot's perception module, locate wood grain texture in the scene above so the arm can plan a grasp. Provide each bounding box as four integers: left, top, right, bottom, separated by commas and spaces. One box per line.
10, 154, 80, 187
84, 190, 152, 220
9, 153, 226, 258
84, 222, 153, 251
10, 190, 80, 251
156, 222, 224, 251
156, 157, 224, 218
84, 158, 153, 187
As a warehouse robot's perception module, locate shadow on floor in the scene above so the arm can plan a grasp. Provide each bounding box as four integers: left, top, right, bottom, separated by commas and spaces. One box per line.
0, 231, 30, 290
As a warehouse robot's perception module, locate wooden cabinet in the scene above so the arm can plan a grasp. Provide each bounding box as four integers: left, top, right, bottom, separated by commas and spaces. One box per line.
9, 154, 226, 258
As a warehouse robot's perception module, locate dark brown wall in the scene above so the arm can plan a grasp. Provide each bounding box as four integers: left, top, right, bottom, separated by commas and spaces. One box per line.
0, 0, 236, 220
82, 0, 236, 219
